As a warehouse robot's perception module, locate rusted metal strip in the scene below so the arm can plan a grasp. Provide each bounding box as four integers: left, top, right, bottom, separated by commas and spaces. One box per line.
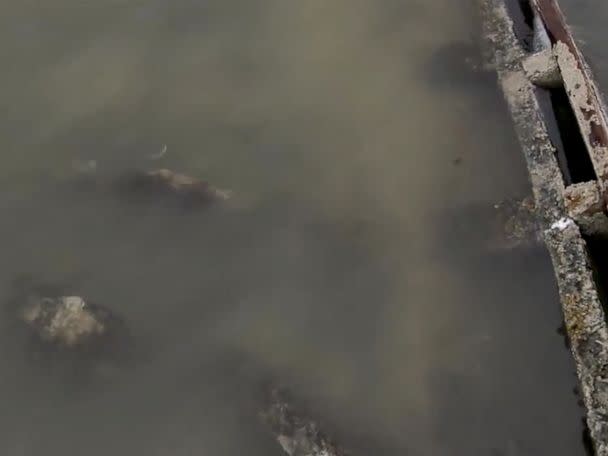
531, 0, 608, 210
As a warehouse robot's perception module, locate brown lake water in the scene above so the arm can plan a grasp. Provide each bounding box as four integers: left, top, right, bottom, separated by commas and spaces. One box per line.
0, 1, 588, 455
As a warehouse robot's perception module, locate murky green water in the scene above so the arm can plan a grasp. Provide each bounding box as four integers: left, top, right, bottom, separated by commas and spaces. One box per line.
0, 1, 587, 455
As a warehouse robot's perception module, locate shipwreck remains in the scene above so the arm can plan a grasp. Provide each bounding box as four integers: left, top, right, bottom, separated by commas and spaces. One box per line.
480, 0, 608, 453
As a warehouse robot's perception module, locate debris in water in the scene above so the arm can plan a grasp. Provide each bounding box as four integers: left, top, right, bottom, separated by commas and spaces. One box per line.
423, 40, 495, 90
148, 144, 168, 160
71, 159, 98, 175
116, 168, 232, 209
446, 195, 541, 253
493, 195, 541, 248
5, 279, 132, 379
260, 386, 349, 456
20, 295, 103, 348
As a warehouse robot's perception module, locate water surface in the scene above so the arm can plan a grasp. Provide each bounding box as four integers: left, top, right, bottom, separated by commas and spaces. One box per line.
0, 1, 587, 455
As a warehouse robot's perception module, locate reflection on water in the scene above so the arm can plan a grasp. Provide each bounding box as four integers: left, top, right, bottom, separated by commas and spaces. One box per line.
0, 1, 587, 455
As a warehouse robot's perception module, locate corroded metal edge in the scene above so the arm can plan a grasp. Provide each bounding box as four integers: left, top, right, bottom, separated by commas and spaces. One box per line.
479, 1, 608, 454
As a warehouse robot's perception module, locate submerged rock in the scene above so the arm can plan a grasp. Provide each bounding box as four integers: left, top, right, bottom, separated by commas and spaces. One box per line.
20, 295, 107, 349
115, 168, 232, 209
445, 195, 542, 253
260, 386, 349, 456
424, 41, 496, 90
66, 160, 239, 211
6, 279, 132, 381
491, 195, 541, 250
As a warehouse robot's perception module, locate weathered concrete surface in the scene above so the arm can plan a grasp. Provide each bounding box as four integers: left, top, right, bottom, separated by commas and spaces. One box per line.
544, 222, 608, 455
480, 0, 608, 454
523, 48, 562, 88
532, 0, 608, 209
555, 41, 608, 199
564, 182, 608, 236
565, 182, 603, 218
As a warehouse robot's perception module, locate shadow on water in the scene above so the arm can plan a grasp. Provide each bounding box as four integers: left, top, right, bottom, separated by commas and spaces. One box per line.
0, 0, 589, 455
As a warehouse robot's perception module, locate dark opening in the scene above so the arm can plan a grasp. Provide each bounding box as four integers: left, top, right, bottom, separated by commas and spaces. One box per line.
517, 0, 535, 29
583, 236, 608, 318
556, 323, 571, 350
548, 87, 597, 184
580, 236, 608, 456
505, 0, 535, 51
582, 417, 595, 456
